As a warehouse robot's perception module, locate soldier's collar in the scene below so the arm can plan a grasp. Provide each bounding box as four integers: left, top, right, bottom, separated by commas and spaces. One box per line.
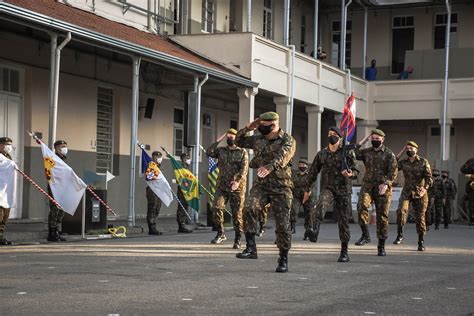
372, 144, 386, 152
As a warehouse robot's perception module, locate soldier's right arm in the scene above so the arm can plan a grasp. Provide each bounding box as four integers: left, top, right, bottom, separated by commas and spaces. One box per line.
353, 145, 366, 162
303, 152, 323, 192
235, 127, 256, 149
206, 141, 220, 158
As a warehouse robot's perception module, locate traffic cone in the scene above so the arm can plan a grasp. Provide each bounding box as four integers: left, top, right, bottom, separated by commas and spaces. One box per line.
370, 210, 377, 225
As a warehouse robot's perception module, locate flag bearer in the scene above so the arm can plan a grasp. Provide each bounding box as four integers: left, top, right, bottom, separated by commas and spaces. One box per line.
0, 137, 14, 246
146, 151, 164, 235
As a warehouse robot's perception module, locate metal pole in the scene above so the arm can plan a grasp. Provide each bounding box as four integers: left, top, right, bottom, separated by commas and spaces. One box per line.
81, 191, 86, 239
247, 0, 252, 32
362, 6, 368, 79
339, 0, 345, 69
48, 33, 57, 148
50, 32, 71, 149
193, 74, 209, 181
283, 0, 290, 46
128, 56, 141, 227
441, 0, 451, 162
288, 45, 296, 135
342, 0, 352, 71
313, 0, 319, 58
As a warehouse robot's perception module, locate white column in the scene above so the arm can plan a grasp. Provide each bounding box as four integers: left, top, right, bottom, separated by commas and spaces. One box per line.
306, 105, 324, 160
237, 87, 258, 128
357, 119, 378, 144
439, 118, 452, 161
274, 96, 291, 133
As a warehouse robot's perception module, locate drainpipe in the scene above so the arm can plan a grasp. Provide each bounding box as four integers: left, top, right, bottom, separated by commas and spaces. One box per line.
192, 74, 209, 180
147, 0, 152, 32
341, 0, 352, 70
288, 45, 296, 135
128, 56, 141, 227
283, 0, 290, 46
313, 0, 319, 58
441, 0, 451, 162
49, 32, 71, 149
247, 0, 252, 32
48, 33, 57, 148
362, 5, 367, 79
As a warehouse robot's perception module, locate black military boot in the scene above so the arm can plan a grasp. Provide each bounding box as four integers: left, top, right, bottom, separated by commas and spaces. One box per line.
417, 234, 425, 251
355, 225, 371, 246
211, 231, 227, 244
47, 227, 59, 242
435, 219, 440, 230
0, 234, 12, 246
290, 221, 296, 234
257, 224, 265, 237
377, 239, 386, 256
148, 223, 163, 235
303, 229, 309, 241
338, 242, 350, 263
275, 249, 289, 273
308, 221, 321, 243
56, 228, 67, 242
178, 222, 193, 233
233, 232, 241, 249
393, 225, 404, 245
236, 233, 257, 259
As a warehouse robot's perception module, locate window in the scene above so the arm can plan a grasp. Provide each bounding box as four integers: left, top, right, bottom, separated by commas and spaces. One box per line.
173, 108, 184, 156
0, 67, 20, 94
331, 21, 351, 68
300, 15, 307, 53
263, 0, 273, 39
434, 13, 458, 49
431, 126, 455, 136
391, 16, 414, 74
96, 87, 114, 173
202, 0, 215, 33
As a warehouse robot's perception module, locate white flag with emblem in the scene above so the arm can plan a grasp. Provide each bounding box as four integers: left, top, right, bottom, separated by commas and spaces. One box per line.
0, 154, 17, 209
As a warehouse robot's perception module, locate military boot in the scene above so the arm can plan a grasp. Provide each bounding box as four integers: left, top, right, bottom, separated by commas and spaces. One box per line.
435, 219, 440, 230
338, 242, 350, 263
233, 232, 241, 249
47, 227, 60, 242
417, 234, 425, 251
275, 249, 289, 273
377, 239, 386, 256
393, 225, 404, 244
148, 223, 163, 235
355, 225, 371, 246
236, 233, 257, 259
56, 228, 67, 242
308, 221, 321, 243
0, 233, 12, 246
303, 229, 309, 241
178, 222, 193, 233
290, 221, 296, 234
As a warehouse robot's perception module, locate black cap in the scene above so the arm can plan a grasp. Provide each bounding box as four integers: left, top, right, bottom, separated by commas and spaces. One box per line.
152, 151, 162, 157
298, 158, 308, 165
0, 137, 12, 144
54, 140, 67, 147
329, 126, 342, 137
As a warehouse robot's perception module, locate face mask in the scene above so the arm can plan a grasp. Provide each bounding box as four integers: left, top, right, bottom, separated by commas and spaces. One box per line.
328, 135, 340, 145
433, 173, 440, 178
442, 175, 447, 179
156, 158, 163, 164
406, 150, 416, 157
185, 159, 191, 165
371, 140, 382, 148
4, 145, 12, 154
60, 147, 68, 156
227, 138, 236, 146
258, 124, 273, 136
299, 167, 307, 173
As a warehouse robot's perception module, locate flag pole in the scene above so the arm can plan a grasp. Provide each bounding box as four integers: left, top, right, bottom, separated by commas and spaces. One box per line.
81, 192, 86, 239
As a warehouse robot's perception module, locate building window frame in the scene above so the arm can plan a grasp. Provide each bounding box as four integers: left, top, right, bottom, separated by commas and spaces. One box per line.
300, 15, 307, 53
96, 86, 114, 174
263, 0, 273, 39
330, 20, 352, 68
434, 12, 458, 49
173, 107, 185, 157
391, 15, 415, 75
201, 0, 215, 33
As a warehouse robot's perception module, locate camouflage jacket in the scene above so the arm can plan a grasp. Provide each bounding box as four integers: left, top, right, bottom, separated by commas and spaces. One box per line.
460, 158, 474, 174
292, 170, 310, 201
354, 144, 398, 191
444, 178, 457, 199
236, 127, 296, 193
431, 177, 446, 200
303, 146, 356, 196
398, 155, 433, 199
206, 142, 249, 192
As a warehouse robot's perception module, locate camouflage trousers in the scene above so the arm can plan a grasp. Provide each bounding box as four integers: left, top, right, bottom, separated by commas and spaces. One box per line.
146, 187, 162, 225
426, 197, 434, 225
433, 198, 444, 226
0, 207, 10, 235
312, 189, 351, 243
48, 202, 64, 228
258, 204, 270, 227
290, 196, 302, 223
176, 189, 189, 225
243, 184, 293, 251
443, 198, 454, 224
212, 189, 244, 235
357, 187, 392, 240
396, 194, 428, 235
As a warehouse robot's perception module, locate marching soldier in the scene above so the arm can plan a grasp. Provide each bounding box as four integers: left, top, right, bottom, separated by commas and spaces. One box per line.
442, 170, 457, 228
146, 151, 164, 235
0, 137, 14, 246
393, 141, 432, 251
207, 128, 249, 249
431, 169, 447, 230
302, 127, 357, 262
354, 129, 398, 256
47, 140, 69, 242
235, 112, 296, 273
176, 153, 193, 233
290, 159, 311, 235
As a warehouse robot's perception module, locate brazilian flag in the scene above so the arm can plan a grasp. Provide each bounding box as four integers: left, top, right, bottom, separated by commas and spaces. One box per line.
167, 153, 201, 212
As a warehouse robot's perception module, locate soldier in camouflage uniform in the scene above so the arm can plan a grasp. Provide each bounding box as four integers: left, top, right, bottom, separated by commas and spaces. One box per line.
146, 151, 164, 235
393, 141, 432, 251
466, 174, 474, 226
426, 172, 436, 229
431, 170, 447, 230
303, 127, 357, 262
207, 128, 249, 249
290, 159, 311, 235
47, 140, 69, 242
354, 129, 398, 256
176, 153, 193, 233
460, 158, 474, 174
257, 203, 270, 237
0, 137, 14, 246
235, 111, 296, 273
442, 170, 457, 228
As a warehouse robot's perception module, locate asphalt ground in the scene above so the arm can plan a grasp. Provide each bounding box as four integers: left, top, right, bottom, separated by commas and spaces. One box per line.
0, 222, 473, 315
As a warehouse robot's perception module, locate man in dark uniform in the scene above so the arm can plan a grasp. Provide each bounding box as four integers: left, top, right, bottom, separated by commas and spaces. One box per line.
466, 174, 474, 226
354, 129, 398, 256
425, 168, 439, 229
176, 152, 193, 233
442, 170, 457, 228
432, 170, 446, 230
302, 127, 357, 262
290, 158, 311, 235
47, 140, 69, 242
0, 137, 14, 246
235, 111, 296, 273
146, 151, 164, 235
393, 141, 432, 251
207, 128, 249, 249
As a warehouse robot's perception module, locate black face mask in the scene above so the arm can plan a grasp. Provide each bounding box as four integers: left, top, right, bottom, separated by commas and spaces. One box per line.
328, 135, 340, 145
371, 140, 382, 148
433, 173, 440, 178
258, 124, 273, 136
227, 138, 236, 146
406, 150, 416, 157
442, 175, 448, 179
299, 167, 307, 173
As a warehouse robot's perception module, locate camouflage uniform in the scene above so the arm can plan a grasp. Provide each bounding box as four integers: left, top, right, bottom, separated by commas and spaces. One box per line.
443, 176, 457, 227
291, 170, 313, 228
236, 126, 296, 252
206, 141, 249, 238
355, 144, 398, 241
48, 154, 67, 230
304, 146, 356, 244
0, 152, 12, 243
466, 177, 474, 225
432, 176, 447, 229
460, 158, 474, 174
395, 156, 432, 239
426, 184, 435, 226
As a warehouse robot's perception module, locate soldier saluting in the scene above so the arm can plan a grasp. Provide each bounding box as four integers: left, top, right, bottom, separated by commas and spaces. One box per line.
235, 111, 296, 273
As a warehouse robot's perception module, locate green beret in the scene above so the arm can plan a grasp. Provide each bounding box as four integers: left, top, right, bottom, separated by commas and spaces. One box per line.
259, 111, 279, 121
0, 137, 12, 144
227, 128, 238, 135
406, 140, 418, 149
371, 129, 385, 137
298, 158, 308, 165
